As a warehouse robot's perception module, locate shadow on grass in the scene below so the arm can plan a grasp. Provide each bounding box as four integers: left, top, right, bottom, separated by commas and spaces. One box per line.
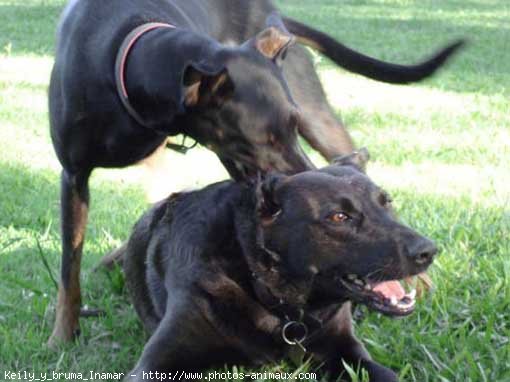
0, 161, 148, 240
0, 160, 149, 304
0, 160, 147, 371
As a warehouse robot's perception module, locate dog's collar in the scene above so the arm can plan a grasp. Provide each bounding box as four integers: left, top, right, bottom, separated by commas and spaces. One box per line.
251, 271, 323, 344
115, 22, 175, 127
252, 225, 323, 340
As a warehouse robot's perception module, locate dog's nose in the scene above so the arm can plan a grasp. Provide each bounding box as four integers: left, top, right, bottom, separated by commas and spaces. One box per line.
406, 237, 438, 265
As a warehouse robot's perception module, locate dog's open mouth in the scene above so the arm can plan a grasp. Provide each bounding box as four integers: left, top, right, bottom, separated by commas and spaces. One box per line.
338, 274, 417, 317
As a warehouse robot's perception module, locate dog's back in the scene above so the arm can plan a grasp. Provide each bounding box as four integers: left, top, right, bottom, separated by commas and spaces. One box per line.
123, 181, 244, 332
122, 198, 168, 333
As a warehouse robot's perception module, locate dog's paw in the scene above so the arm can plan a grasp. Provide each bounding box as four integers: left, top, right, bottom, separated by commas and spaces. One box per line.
47, 324, 80, 350
47, 301, 82, 349
362, 361, 399, 382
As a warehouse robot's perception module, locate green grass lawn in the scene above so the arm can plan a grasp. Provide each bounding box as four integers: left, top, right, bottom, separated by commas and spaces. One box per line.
0, 0, 509, 381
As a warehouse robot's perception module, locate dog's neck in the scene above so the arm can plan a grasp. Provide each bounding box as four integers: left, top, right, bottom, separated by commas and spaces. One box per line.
123, 27, 222, 131
246, 242, 326, 334
235, 191, 315, 321
115, 23, 176, 127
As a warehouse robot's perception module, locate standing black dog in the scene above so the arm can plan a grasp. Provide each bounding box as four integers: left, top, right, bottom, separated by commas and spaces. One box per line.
122, 152, 437, 381
49, 0, 460, 345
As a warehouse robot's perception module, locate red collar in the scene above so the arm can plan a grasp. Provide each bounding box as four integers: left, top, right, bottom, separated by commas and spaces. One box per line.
115, 22, 175, 126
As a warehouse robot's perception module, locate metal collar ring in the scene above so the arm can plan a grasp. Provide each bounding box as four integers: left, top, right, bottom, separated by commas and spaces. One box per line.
282, 321, 308, 345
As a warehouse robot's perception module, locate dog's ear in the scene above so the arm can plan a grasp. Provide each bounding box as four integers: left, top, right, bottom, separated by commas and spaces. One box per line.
254, 13, 295, 65
331, 148, 370, 172
182, 65, 234, 108
255, 173, 285, 225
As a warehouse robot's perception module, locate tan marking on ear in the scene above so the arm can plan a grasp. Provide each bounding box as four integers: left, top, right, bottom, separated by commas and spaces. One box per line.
255, 27, 293, 59
184, 72, 229, 107
184, 82, 200, 107
209, 72, 228, 94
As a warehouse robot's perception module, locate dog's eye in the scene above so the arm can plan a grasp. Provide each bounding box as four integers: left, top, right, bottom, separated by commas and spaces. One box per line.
329, 212, 350, 223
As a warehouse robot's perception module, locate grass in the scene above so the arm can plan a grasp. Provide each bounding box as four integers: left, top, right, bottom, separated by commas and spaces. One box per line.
0, 0, 509, 381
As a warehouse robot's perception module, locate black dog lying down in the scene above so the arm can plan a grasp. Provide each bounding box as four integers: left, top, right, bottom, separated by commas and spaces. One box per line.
123, 152, 437, 381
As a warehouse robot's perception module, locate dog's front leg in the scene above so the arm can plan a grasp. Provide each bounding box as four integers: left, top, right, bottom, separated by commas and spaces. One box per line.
48, 169, 91, 347
308, 303, 398, 382
125, 310, 190, 381
125, 297, 220, 382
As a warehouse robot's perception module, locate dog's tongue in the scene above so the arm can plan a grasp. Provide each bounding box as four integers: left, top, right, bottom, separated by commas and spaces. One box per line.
372, 281, 406, 300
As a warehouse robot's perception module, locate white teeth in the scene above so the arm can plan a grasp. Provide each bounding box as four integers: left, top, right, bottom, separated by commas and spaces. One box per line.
408, 289, 417, 300
354, 278, 364, 286
364, 284, 372, 291
347, 274, 357, 281
397, 298, 416, 309
390, 296, 398, 306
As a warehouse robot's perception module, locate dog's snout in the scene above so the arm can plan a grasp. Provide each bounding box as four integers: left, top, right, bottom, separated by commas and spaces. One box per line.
406, 237, 438, 265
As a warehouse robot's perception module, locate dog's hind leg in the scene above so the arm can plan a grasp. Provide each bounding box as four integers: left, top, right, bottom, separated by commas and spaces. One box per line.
283, 45, 355, 160
48, 169, 91, 347
96, 242, 127, 271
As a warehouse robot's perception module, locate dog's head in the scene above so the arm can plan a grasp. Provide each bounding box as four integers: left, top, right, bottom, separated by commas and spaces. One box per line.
253, 151, 438, 317
180, 14, 314, 179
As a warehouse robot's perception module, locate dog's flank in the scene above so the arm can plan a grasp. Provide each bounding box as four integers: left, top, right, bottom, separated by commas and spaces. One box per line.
122, 156, 437, 381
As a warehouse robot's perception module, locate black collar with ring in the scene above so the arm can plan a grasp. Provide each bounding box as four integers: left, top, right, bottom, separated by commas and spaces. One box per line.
282, 320, 309, 366
250, 203, 325, 365
282, 320, 308, 347
252, 272, 319, 366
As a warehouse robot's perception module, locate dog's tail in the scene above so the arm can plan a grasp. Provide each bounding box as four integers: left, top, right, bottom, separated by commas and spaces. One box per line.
282, 16, 464, 84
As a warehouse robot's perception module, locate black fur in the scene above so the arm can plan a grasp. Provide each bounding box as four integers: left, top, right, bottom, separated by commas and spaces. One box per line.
48, 0, 459, 345
123, 159, 438, 381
